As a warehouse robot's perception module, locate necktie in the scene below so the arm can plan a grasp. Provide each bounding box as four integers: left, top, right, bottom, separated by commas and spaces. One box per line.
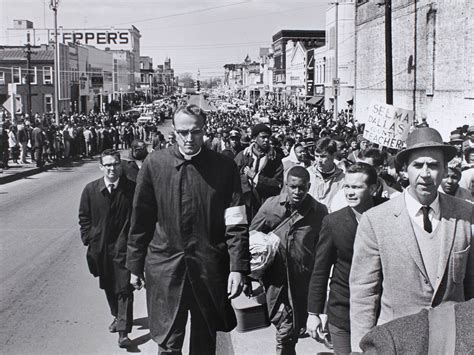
108, 184, 115, 195
421, 206, 432, 233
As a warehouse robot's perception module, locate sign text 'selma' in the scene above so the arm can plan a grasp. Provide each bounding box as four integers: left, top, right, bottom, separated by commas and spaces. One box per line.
363, 101, 414, 149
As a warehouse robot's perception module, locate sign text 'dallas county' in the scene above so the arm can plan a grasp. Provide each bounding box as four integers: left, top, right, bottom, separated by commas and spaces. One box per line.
363, 102, 414, 149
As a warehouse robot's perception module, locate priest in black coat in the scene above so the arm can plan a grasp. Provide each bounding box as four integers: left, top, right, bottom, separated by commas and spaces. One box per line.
127, 105, 250, 355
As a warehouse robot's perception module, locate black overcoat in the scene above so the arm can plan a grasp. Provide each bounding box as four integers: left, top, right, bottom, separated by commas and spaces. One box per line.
126, 145, 250, 344
79, 177, 135, 293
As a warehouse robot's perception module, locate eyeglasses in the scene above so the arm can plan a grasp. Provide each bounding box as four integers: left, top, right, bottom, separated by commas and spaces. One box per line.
101, 162, 121, 168
175, 128, 204, 138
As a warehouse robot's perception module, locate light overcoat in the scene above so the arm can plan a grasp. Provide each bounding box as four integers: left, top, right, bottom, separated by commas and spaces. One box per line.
349, 192, 473, 351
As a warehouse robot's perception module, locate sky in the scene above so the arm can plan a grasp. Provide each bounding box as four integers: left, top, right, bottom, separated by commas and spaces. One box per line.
0, 0, 328, 78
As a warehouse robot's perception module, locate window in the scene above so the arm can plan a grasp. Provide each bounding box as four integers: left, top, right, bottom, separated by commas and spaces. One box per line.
0, 72, 4, 85
24, 67, 37, 85
44, 94, 53, 113
12, 67, 21, 83
43, 66, 52, 84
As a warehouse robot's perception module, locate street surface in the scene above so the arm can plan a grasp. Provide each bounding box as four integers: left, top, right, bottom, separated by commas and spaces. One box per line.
0, 112, 329, 354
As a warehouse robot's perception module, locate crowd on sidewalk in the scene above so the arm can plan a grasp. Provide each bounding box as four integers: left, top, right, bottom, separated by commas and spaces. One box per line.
0, 102, 178, 171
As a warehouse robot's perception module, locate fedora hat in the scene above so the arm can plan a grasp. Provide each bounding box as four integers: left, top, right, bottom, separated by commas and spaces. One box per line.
396, 127, 457, 164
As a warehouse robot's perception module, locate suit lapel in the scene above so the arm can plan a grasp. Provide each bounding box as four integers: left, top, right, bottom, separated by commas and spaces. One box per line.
433, 194, 456, 294
394, 195, 431, 283
344, 207, 358, 238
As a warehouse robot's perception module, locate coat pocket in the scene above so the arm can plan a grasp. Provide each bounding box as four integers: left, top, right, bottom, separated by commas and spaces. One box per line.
452, 245, 470, 284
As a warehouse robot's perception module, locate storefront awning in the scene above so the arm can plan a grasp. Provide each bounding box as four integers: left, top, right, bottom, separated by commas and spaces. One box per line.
307, 96, 324, 106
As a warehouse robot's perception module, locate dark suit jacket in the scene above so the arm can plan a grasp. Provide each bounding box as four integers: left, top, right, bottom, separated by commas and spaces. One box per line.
307, 206, 358, 331
360, 299, 474, 354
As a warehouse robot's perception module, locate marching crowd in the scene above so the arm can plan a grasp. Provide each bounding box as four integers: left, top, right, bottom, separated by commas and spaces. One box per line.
77, 98, 473, 355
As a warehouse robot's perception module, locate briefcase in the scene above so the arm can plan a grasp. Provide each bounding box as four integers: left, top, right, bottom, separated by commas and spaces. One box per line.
231, 281, 271, 332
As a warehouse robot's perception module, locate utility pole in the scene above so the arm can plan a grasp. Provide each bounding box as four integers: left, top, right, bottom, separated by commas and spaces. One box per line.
333, 0, 339, 123
385, 0, 393, 104
50, 0, 60, 125
25, 33, 33, 118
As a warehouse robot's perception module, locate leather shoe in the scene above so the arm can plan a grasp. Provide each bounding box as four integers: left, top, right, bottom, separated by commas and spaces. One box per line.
109, 318, 117, 333
118, 333, 132, 348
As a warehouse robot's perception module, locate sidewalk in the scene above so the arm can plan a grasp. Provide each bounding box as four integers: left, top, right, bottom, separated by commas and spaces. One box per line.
0, 159, 64, 185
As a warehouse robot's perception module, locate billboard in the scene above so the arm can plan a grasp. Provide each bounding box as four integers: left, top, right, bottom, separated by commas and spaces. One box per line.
55, 30, 133, 51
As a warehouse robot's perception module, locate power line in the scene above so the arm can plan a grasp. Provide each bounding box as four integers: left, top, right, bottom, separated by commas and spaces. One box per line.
102, 1, 252, 27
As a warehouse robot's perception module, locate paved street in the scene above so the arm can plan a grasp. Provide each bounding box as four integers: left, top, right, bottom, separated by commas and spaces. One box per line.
0, 115, 329, 354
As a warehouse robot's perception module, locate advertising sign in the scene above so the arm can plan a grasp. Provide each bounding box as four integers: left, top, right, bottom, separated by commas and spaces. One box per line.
363, 101, 414, 149
54, 29, 133, 50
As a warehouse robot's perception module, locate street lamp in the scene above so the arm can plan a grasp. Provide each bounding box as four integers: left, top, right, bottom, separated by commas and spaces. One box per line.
49, 0, 60, 125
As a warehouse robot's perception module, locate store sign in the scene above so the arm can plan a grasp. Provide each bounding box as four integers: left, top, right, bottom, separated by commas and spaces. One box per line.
314, 85, 324, 96
55, 30, 132, 50
363, 101, 414, 149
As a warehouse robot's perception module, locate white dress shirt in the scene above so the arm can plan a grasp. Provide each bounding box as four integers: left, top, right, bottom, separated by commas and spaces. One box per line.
404, 187, 441, 232
104, 177, 120, 193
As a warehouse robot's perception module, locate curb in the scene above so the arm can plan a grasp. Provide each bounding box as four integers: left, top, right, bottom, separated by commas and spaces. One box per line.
0, 158, 76, 185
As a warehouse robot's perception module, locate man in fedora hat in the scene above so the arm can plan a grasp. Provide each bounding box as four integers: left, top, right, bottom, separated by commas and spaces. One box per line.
349, 127, 473, 352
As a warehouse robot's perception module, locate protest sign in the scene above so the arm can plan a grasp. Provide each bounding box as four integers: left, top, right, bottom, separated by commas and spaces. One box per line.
363, 102, 414, 149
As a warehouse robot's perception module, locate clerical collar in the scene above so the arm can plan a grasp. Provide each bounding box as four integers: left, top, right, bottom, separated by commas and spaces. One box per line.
179, 147, 202, 160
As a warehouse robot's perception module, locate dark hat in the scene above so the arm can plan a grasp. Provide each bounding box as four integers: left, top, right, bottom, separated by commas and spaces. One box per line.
240, 135, 251, 145
251, 123, 271, 138
396, 127, 457, 164
229, 129, 241, 138
449, 132, 464, 143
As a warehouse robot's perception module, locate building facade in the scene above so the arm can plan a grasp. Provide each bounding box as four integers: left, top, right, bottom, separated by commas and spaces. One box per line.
271, 30, 325, 103
354, 0, 473, 139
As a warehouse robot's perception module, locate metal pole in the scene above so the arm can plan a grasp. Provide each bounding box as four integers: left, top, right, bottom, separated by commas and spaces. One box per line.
50, 0, 60, 125
25, 35, 32, 118
120, 88, 123, 114
333, 0, 339, 123
385, 0, 393, 104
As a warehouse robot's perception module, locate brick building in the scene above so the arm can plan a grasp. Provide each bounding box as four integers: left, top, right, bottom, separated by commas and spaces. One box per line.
354, 0, 473, 139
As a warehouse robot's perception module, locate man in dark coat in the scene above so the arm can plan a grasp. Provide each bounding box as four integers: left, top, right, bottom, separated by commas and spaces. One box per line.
31, 120, 45, 168
235, 123, 284, 221
79, 149, 136, 348
306, 163, 385, 354
127, 105, 250, 354
250, 166, 328, 355
360, 299, 474, 354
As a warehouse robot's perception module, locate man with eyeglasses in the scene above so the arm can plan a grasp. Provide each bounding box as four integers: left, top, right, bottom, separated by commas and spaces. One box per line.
78, 149, 136, 348
127, 104, 250, 354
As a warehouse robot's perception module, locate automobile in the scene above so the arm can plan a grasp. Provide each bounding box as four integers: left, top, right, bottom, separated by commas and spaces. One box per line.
123, 109, 141, 119
218, 103, 237, 112
136, 113, 154, 124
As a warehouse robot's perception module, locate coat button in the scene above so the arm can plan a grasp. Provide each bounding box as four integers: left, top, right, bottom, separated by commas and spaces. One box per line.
424, 279, 429, 284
